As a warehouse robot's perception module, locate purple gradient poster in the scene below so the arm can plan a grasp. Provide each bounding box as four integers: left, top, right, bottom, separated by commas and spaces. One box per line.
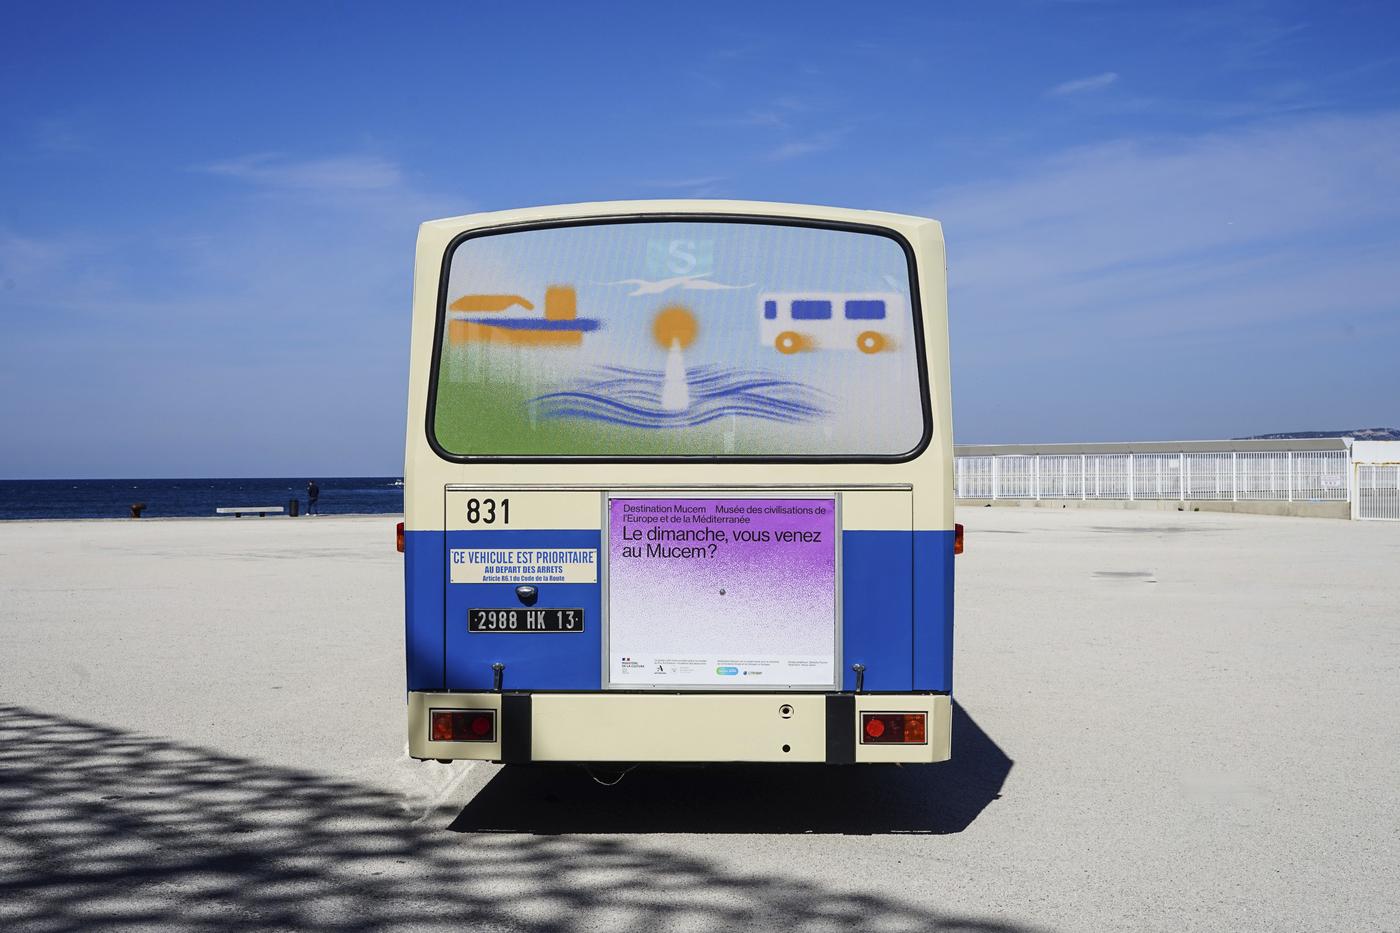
608, 497, 837, 687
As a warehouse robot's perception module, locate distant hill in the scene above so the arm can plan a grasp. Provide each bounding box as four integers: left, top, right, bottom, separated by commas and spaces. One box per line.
1239, 428, 1400, 441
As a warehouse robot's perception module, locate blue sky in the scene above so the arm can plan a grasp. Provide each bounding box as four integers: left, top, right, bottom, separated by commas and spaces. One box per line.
2, 0, 1398, 477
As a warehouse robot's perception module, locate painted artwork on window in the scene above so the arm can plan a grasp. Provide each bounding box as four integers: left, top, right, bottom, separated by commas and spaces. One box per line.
432, 220, 926, 457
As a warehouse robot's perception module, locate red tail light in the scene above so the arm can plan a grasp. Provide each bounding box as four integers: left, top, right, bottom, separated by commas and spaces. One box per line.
861, 712, 927, 745
954, 523, 964, 555
396, 521, 405, 553
430, 709, 495, 742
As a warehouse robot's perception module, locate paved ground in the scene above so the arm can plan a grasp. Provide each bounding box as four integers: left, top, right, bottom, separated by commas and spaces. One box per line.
2, 509, 1398, 932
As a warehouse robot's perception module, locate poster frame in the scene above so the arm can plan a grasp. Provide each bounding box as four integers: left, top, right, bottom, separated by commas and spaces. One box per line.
601, 490, 843, 692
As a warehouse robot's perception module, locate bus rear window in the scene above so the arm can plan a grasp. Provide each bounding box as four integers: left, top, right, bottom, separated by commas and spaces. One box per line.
430, 219, 928, 458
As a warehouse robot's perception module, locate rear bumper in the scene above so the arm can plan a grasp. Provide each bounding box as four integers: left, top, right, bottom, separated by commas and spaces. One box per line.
408, 691, 951, 764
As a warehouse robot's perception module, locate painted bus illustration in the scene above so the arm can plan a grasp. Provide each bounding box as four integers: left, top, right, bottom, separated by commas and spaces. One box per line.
759, 292, 905, 354
402, 201, 958, 771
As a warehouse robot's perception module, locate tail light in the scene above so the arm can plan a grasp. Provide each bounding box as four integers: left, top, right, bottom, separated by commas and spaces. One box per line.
430, 709, 495, 742
396, 521, 405, 553
954, 523, 964, 555
861, 712, 927, 745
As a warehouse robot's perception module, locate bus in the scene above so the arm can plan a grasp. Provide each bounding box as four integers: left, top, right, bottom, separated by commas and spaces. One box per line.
402, 200, 958, 767
758, 292, 905, 356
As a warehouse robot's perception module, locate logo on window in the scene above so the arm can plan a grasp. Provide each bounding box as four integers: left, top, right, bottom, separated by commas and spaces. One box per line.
646, 239, 714, 277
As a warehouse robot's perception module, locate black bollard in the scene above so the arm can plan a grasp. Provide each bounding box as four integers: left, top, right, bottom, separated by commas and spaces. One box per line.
288, 498, 300, 518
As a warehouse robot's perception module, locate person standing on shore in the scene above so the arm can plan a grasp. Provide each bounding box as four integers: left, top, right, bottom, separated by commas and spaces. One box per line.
306, 480, 320, 515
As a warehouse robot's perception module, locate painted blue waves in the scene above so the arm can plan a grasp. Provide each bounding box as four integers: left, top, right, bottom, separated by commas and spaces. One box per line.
530, 365, 829, 429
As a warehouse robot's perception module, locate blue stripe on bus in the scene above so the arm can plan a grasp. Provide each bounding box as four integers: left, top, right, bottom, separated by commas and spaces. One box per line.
404, 530, 445, 691
405, 527, 954, 694
912, 529, 955, 692
840, 530, 913, 691
442, 529, 603, 691
841, 529, 954, 693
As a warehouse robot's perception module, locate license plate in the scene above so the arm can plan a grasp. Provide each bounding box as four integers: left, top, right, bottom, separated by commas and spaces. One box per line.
468, 608, 584, 633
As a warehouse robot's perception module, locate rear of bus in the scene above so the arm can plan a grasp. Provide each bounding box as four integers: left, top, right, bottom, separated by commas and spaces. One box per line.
402, 201, 954, 766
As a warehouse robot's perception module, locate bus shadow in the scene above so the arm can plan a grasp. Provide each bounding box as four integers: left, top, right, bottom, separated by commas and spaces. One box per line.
448, 702, 1012, 835
0, 703, 1037, 933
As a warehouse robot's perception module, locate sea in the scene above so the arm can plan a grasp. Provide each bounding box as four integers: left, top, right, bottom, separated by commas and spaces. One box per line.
0, 477, 404, 521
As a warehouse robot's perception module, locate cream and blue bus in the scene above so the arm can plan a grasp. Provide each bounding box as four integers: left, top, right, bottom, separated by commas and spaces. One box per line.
402, 200, 957, 766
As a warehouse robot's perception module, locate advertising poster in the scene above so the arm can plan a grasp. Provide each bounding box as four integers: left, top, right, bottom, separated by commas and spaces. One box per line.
608, 497, 837, 687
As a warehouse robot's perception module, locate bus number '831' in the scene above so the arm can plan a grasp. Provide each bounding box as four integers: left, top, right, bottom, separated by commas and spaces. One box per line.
465, 498, 509, 525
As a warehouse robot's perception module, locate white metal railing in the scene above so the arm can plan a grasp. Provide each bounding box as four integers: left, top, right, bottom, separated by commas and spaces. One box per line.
1356, 464, 1400, 521
955, 450, 1350, 504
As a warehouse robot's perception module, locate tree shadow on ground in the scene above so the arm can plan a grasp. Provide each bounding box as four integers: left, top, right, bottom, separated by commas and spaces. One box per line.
0, 703, 1029, 932
450, 702, 1012, 835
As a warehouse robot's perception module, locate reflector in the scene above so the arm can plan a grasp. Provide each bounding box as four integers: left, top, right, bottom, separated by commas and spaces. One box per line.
430, 711, 455, 742
860, 712, 928, 745
429, 709, 496, 742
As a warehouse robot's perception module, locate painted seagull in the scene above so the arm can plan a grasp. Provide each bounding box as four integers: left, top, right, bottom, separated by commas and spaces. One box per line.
602, 275, 755, 297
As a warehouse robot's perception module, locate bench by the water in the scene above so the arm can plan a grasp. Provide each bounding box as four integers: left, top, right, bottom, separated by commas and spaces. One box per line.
216, 506, 284, 518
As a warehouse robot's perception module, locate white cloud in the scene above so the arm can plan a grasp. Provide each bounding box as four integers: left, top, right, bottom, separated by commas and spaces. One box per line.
639, 176, 728, 196
0, 229, 79, 285
2, 151, 466, 475
766, 140, 828, 161
641, 176, 725, 190
33, 116, 88, 154
765, 128, 847, 162
938, 113, 1400, 314
202, 153, 404, 192
1048, 72, 1120, 96
931, 110, 1400, 438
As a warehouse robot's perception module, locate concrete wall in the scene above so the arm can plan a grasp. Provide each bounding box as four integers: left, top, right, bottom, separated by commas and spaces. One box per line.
1351, 441, 1400, 464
